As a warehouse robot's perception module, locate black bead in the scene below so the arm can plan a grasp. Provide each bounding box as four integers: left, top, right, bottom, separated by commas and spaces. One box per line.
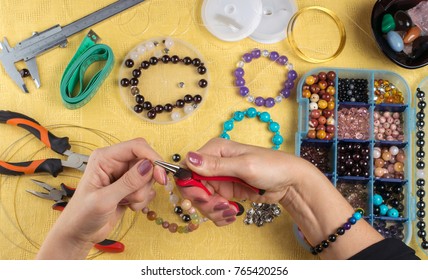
154, 105, 164, 113
130, 78, 139, 86
417, 189, 426, 198
417, 200, 426, 210
417, 139, 426, 147
417, 210, 426, 218
197, 66, 207, 75
141, 61, 150, 69
120, 78, 130, 87
193, 94, 202, 104
172, 154, 181, 162
417, 120, 425, 128
418, 101, 426, 110
418, 230, 426, 238
174, 206, 183, 214
337, 227, 345, 235
161, 55, 171, 63
417, 179, 426, 187
132, 69, 141, 78
147, 110, 156, 119
417, 150, 425, 158
417, 89, 426, 99
164, 103, 173, 112
176, 99, 185, 108
315, 245, 323, 253
133, 104, 143, 113
198, 79, 208, 88
182, 214, 191, 222
417, 131, 425, 139
422, 241, 428, 250
149, 57, 158, 65
417, 111, 425, 120
328, 234, 337, 242
417, 161, 425, 169
19, 68, 30, 78
184, 94, 193, 103
417, 221, 426, 229
192, 58, 201, 67
171, 55, 180, 64
143, 101, 152, 110
321, 240, 329, 248
124, 59, 134, 68
182, 56, 192, 65
135, 94, 145, 104
310, 248, 317, 255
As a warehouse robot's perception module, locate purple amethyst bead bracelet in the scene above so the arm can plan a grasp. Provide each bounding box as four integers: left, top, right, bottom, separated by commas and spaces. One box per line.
235, 49, 298, 108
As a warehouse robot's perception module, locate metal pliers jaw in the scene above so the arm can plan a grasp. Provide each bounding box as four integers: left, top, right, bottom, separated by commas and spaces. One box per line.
61, 150, 89, 172
26, 179, 74, 202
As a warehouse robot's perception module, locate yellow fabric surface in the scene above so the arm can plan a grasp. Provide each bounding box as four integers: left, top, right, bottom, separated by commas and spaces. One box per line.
0, 0, 427, 260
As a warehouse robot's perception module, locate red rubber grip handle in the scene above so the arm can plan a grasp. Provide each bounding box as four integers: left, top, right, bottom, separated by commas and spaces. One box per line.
94, 239, 125, 253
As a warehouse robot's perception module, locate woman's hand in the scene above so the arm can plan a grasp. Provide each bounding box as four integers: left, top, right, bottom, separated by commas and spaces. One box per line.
36, 138, 166, 259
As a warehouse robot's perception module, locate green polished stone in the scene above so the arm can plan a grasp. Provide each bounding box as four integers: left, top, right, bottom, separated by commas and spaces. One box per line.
382, 13, 396, 33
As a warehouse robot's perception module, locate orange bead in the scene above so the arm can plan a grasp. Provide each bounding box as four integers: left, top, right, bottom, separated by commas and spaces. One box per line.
327, 101, 335, 110
394, 162, 404, 172
302, 89, 312, 98
147, 211, 157, 221
318, 99, 328, 109
305, 75, 316, 85
326, 86, 336, 95
307, 130, 316, 139
316, 130, 326, 139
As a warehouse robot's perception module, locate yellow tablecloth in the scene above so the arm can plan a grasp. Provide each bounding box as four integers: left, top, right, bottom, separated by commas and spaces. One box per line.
0, 0, 427, 260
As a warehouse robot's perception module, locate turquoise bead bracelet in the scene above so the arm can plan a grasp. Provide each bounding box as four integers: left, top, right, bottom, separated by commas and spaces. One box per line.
220, 107, 284, 150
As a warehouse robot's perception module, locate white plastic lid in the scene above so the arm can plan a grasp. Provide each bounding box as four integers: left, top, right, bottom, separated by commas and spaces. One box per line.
201, 0, 263, 42
249, 0, 298, 44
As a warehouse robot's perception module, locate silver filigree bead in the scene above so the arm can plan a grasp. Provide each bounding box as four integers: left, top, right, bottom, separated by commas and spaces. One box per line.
262, 50, 269, 57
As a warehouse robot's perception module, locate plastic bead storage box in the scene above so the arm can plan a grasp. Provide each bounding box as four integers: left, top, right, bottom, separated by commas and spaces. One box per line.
295, 68, 422, 250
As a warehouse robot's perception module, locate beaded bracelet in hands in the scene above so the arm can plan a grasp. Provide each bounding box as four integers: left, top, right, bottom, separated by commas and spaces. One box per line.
142, 178, 207, 234
220, 107, 283, 226
310, 209, 364, 255
234, 49, 298, 108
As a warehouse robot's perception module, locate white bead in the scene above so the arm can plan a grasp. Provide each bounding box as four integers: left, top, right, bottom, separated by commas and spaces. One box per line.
169, 194, 179, 205
287, 63, 294, 70
164, 181, 174, 192
237, 61, 244, 68
145, 41, 155, 50
327, 116, 335, 125
310, 93, 320, 102
309, 102, 318, 110
262, 50, 269, 57
171, 111, 181, 121
389, 145, 399, 156
137, 45, 146, 54
181, 199, 192, 211
274, 96, 283, 103
246, 95, 255, 102
417, 169, 425, 178
164, 38, 174, 48
184, 104, 194, 114
154, 50, 163, 58
130, 51, 139, 60
373, 149, 381, 159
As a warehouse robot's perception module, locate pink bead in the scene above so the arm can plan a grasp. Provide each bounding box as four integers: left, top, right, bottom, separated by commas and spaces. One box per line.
376, 133, 384, 140
390, 124, 397, 131
394, 119, 401, 125
397, 135, 405, 141
374, 112, 380, 119
379, 116, 386, 123
374, 120, 380, 127
392, 112, 400, 119
385, 129, 392, 136
374, 127, 379, 133
392, 130, 400, 137
387, 117, 394, 124
379, 127, 385, 134
383, 122, 390, 129
383, 111, 391, 118
387, 164, 395, 174
386, 135, 395, 141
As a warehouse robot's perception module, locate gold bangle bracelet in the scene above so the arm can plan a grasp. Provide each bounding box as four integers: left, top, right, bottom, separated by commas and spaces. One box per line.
287, 6, 346, 63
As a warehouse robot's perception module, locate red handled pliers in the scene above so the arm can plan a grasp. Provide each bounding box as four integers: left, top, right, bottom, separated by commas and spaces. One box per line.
26, 179, 125, 253
0, 110, 88, 177
153, 160, 265, 216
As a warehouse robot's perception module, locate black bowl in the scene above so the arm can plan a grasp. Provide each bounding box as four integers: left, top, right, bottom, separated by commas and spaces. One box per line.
371, 0, 428, 69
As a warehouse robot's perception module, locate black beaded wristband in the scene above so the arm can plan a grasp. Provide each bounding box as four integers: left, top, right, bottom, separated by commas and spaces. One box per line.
310, 209, 364, 255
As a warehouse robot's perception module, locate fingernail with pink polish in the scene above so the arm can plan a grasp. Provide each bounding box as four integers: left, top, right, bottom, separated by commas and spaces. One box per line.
213, 202, 230, 211
188, 152, 202, 167
138, 160, 152, 176
222, 209, 237, 218
226, 217, 236, 223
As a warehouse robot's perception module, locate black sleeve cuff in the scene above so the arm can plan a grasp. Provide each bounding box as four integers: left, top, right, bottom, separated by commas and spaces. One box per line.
349, 238, 420, 260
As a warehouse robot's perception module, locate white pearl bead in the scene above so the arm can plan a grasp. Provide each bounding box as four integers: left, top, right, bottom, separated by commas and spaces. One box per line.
287, 63, 294, 70
154, 50, 163, 58
247, 95, 255, 102
417, 169, 425, 178
164, 38, 174, 48
130, 52, 139, 60
309, 102, 318, 110
137, 45, 146, 54
181, 199, 192, 211
274, 96, 283, 103
373, 149, 381, 159
262, 50, 269, 57
389, 145, 399, 156
169, 194, 179, 205
145, 41, 155, 50
236, 61, 244, 68
184, 104, 194, 114
171, 111, 181, 121
164, 181, 174, 192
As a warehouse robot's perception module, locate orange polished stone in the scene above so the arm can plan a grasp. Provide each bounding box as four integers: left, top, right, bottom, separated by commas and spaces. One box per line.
316, 130, 326, 139
403, 26, 421, 44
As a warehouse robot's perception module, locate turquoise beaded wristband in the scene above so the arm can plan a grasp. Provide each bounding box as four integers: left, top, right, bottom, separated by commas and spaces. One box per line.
220, 107, 284, 150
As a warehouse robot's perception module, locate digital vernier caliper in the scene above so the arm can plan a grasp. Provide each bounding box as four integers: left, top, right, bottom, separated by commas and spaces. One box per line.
0, 0, 146, 93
